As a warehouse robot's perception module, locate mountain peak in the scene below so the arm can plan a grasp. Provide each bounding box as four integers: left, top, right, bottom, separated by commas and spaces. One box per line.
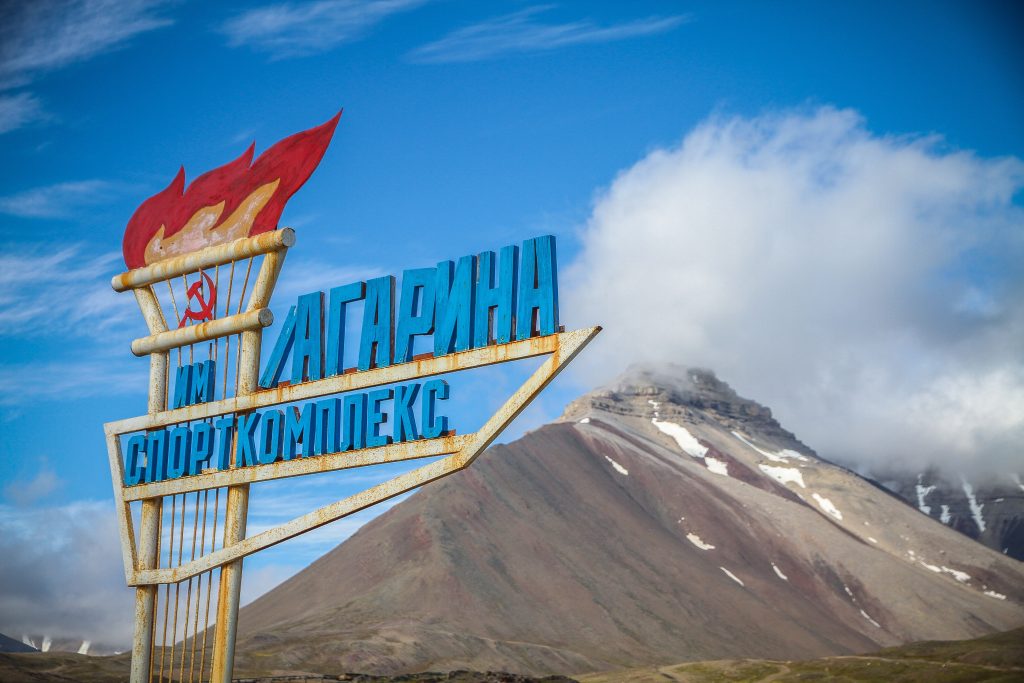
562, 363, 805, 451
604, 363, 741, 403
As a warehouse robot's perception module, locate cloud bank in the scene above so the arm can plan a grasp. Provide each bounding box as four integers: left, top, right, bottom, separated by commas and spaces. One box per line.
0, 0, 172, 88
0, 501, 134, 646
0, 244, 136, 336
0, 0, 173, 133
565, 106, 1024, 478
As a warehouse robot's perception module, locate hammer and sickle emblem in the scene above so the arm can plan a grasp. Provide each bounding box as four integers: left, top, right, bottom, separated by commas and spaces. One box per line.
178, 271, 217, 328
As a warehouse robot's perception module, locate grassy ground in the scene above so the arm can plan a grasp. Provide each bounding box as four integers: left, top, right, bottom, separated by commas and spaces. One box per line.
2, 627, 1021, 682
577, 626, 1024, 683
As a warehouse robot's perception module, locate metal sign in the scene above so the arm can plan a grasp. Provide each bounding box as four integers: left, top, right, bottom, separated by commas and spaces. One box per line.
105, 113, 599, 683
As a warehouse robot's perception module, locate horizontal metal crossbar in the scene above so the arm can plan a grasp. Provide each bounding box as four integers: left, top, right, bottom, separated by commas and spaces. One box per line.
111, 228, 295, 292
122, 433, 469, 501
132, 452, 464, 585
130, 308, 273, 356
105, 330, 579, 437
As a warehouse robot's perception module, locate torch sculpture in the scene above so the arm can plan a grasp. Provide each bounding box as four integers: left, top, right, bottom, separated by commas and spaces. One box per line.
105, 113, 599, 683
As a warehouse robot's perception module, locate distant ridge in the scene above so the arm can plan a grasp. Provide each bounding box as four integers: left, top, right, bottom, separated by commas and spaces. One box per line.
0, 633, 37, 654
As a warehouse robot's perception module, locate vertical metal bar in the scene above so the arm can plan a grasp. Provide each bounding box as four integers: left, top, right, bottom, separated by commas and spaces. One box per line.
222, 261, 236, 401
130, 344, 167, 683
159, 495, 176, 683
188, 490, 209, 682
178, 490, 200, 680
149, 506, 163, 683
211, 247, 287, 683
232, 257, 255, 395
199, 488, 220, 680
168, 494, 185, 676
210, 483, 248, 683
130, 499, 160, 683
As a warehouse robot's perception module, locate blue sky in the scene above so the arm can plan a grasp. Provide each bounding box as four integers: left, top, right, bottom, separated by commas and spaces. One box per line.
1, 0, 1022, 644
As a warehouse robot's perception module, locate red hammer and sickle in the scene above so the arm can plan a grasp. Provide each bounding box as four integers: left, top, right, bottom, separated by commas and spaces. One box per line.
178, 271, 217, 328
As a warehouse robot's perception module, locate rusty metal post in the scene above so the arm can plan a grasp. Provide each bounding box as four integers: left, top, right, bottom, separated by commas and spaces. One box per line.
130, 500, 160, 683
130, 348, 167, 683
211, 248, 286, 683
210, 483, 248, 682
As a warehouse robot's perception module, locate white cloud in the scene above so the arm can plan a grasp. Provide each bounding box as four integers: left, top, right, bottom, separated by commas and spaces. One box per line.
410, 6, 687, 64
221, 0, 427, 59
0, 1, 173, 134
0, 243, 146, 406
0, 179, 125, 218
270, 258, 384, 305
0, 244, 138, 337
0, 357, 145, 406
565, 106, 1024, 478
0, 92, 45, 134
3, 462, 63, 505
0, 500, 134, 646
0, 0, 173, 89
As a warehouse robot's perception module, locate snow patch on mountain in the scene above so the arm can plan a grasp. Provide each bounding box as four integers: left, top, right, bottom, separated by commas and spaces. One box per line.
705, 457, 729, 477
812, 493, 843, 520
686, 533, 715, 550
860, 609, 881, 628
942, 567, 971, 583
605, 456, 629, 476
940, 504, 952, 524
778, 449, 810, 462
915, 474, 936, 515
732, 431, 808, 462
759, 464, 806, 488
772, 563, 788, 580
652, 419, 707, 458
648, 399, 661, 418
720, 567, 744, 586
962, 479, 986, 532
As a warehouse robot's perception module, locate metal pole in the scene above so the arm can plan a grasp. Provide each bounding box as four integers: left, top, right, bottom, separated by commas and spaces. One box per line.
210, 482, 248, 683
211, 248, 287, 683
130, 351, 167, 683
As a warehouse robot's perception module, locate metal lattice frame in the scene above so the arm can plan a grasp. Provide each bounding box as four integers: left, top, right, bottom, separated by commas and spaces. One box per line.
106, 228, 600, 683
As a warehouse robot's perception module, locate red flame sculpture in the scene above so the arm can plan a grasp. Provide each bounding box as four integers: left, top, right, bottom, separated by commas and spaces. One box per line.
122, 111, 341, 270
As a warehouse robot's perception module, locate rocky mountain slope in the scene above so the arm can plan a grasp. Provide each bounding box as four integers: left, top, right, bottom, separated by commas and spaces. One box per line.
232, 365, 1024, 677
0, 633, 37, 654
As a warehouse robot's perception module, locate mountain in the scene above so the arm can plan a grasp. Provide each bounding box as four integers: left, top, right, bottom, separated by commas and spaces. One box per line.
14, 634, 121, 657
0, 633, 37, 654
233, 365, 1024, 677
879, 470, 1024, 561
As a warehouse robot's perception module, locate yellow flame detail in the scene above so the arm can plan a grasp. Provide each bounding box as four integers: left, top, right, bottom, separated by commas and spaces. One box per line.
143, 179, 281, 265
